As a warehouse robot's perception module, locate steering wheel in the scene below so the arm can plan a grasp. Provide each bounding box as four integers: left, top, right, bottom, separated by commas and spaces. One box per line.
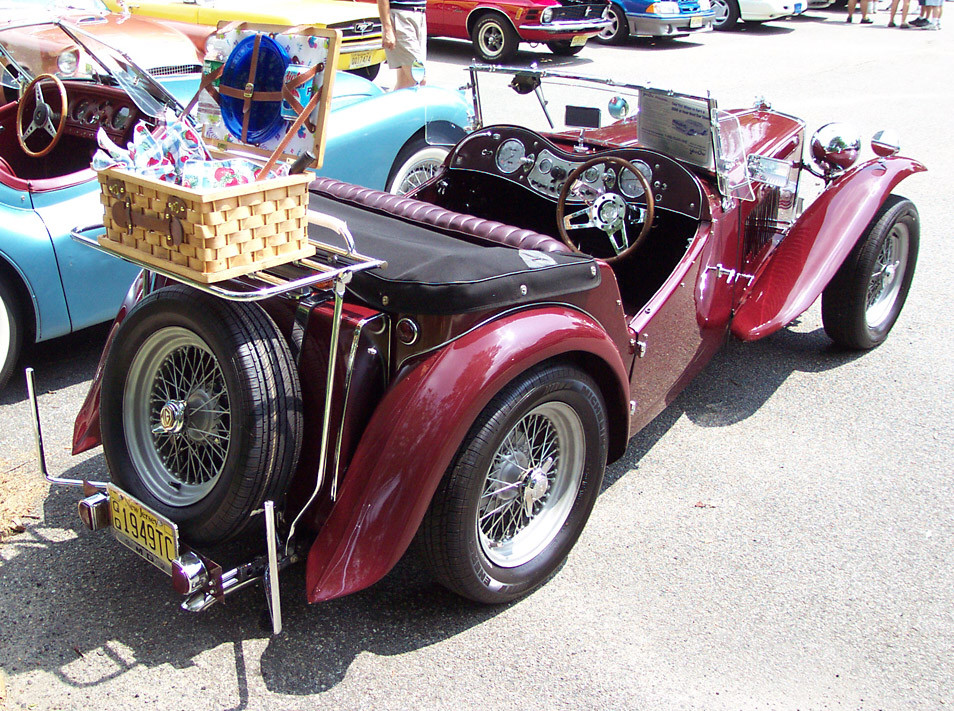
17, 74, 68, 158
556, 156, 655, 263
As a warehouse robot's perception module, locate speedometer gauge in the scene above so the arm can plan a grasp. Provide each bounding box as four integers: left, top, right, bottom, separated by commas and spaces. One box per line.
619, 160, 652, 198
495, 139, 526, 174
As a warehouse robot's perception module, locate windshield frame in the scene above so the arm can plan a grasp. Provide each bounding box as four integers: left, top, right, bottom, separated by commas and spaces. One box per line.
467, 63, 753, 201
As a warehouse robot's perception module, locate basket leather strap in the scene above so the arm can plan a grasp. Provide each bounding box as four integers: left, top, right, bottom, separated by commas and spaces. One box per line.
182, 63, 224, 116
239, 33, 262, 143
280, 63, 322, 134
109, 184, 187, 248
257, 87, 323, 179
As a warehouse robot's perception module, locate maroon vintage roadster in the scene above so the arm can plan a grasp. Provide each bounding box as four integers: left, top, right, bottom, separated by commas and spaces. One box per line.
30, 66, 923, 632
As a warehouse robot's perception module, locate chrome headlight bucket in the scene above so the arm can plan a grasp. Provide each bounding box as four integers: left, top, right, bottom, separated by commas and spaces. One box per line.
811, 122, 861, 173
57, 48, 79, 76
541, 8, 554, 23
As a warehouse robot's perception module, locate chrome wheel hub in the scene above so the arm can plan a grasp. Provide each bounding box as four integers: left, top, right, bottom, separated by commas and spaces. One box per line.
158, 400, 187, 434
477, 402, 585, 568
124, 327, 231, 506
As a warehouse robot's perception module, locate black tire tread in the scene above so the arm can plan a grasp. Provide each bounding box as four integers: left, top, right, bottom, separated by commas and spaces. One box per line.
101, 285, 302, 544
420, 361, 607, 603
821, 194, 919, 350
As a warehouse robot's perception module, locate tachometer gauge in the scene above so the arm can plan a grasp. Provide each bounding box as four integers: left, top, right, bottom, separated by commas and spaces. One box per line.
495, 138, 526, 174
620, 160, 652, 198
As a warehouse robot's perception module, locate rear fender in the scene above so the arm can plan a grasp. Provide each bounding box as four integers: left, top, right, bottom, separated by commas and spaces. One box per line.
731, 156, 926, 341
72, 270, 149, 454
305, 306, 630, 603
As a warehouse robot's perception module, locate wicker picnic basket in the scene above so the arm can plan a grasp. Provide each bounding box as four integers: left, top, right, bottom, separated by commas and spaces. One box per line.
97, 168, 315, 284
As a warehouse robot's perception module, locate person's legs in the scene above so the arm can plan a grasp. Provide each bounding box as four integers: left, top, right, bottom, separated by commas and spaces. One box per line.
847, 0, 857, 20
860, 0, 872, 21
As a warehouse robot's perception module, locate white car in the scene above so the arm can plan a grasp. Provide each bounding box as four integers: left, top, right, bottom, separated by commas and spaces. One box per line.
711, 0, 805, 29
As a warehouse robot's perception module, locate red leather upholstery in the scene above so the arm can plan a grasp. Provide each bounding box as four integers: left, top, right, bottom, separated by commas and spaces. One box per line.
310, 177, 572, 255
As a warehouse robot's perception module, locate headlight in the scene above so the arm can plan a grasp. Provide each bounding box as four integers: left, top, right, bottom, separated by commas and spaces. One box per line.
648, 1, 680, 13
698, 0, 711, 9
541, 8, 553, 22
57, 49, 79, 76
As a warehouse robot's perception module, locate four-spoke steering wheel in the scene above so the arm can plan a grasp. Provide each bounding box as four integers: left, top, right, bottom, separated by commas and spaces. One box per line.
17, 74, 68, 158
556, 156, 655, 263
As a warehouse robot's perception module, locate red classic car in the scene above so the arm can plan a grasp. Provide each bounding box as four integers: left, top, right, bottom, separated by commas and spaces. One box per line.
425, 0, 611, 62
30, 65, 922, 632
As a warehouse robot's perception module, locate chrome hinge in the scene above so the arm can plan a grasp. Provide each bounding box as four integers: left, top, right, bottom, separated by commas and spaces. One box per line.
635, 335, 648, 358
706, 264, 754, 286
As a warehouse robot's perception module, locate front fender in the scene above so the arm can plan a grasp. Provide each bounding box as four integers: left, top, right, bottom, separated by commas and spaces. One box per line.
305, 306, 630, 603
731, 156, 926, 341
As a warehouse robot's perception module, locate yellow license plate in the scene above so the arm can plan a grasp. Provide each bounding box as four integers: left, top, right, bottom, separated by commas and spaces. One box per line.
690, 15, 703, 27
348, 50, 375, 69
108, 485, 179, 575
570, 34, 588, 47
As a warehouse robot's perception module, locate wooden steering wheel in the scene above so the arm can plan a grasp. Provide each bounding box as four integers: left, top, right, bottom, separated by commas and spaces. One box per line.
17, 74, 68, 158
556, 156, 655, 263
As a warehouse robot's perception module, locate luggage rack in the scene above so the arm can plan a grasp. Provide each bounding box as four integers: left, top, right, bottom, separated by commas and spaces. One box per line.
69, 213, 386, 303
25, 222, 390, 635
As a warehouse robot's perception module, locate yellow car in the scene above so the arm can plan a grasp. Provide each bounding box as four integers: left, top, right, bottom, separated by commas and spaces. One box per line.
102, 0, 385, 77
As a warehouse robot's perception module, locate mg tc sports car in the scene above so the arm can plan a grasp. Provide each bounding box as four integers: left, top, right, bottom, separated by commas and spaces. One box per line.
27, 63, 922, 631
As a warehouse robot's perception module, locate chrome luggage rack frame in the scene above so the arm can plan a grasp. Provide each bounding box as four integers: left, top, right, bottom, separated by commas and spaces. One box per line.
26, 219, 386, 634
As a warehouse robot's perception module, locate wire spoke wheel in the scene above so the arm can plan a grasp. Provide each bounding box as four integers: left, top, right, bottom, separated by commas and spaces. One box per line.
101, 285, 302, 544
125, 327, 231, 506
477, 402, 584, 568
822, 195, 919, 350
422, 363, 608, 603
865, 221, 908, 331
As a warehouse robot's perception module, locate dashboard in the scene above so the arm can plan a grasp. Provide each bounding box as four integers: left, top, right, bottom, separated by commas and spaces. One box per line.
62, 84, 141, 142
445, 125, 706, 221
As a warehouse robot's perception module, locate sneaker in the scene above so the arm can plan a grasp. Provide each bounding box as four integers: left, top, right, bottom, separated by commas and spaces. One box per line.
845, 14, 853, 21
860, 17, 873, 22
921, 20, 939, 28
888, 20, 896, 26
910, 16, 929, 25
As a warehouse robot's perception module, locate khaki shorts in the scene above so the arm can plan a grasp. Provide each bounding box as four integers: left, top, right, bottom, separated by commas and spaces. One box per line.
386, 9, 426, 68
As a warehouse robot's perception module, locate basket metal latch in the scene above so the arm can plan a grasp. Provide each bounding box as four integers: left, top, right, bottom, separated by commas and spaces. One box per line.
164, 197, 187, 247
108, 179, 133, 236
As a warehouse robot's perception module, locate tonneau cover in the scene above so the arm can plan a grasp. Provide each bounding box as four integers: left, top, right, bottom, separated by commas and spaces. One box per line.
307, 192, 601, 315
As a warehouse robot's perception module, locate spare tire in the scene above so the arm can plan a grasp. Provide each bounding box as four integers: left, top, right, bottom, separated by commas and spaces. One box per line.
100, 285, 303, 545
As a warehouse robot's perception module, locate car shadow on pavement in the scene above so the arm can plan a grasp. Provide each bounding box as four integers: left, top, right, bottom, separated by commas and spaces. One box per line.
0, 321, 866, 701
601, 321, 865, 490
0, 323, 110, 407
427, 37, 597, 70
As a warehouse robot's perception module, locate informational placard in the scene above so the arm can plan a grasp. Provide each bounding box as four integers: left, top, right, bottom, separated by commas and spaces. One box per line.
636, 90, 714, 169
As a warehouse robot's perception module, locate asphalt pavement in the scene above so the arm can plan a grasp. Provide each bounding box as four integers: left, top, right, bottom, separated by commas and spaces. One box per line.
1, 9, 952, 710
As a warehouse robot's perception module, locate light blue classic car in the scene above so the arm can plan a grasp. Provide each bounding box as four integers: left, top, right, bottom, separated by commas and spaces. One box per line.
0, 19, 472, 389
595, 0, 715, 42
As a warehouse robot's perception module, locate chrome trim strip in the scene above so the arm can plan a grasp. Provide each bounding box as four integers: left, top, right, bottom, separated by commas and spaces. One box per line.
518, 20, 611, 31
